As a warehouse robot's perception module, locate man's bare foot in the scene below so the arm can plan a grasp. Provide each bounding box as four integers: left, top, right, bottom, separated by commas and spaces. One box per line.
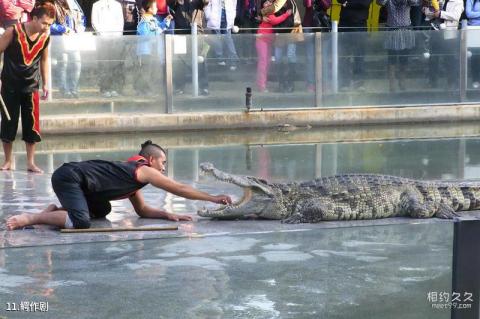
1, 162, 13, 171
6, 213, 36, 230
27, 164, 43, 174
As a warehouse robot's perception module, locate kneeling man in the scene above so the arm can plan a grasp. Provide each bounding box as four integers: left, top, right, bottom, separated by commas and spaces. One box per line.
6, 140, 232, 230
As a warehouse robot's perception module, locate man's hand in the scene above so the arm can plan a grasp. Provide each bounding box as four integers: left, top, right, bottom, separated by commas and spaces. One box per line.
165, 213, 193, 221
41, 85, 49, 100
211, 195, 233, 205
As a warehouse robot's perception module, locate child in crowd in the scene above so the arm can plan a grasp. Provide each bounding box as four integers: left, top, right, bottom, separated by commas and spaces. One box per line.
423, 0, 442, 29
135, 0, 172, 95
256, 0, 291, 92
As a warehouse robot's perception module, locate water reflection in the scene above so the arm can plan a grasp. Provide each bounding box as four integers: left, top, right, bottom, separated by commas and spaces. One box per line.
0, 223, 452, 319
1, 128, 480, 220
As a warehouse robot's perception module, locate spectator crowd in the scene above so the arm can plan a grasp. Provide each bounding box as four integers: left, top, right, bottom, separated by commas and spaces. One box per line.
0, 0, 474, 96
0, 0, 476, 106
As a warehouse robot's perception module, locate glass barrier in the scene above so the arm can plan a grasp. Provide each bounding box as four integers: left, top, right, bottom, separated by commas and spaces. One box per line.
46, 28, 480, 114
323, 29, 463, 106
466, 28, 480, 102
49, 34, 167, 114
169, 33, 316, 112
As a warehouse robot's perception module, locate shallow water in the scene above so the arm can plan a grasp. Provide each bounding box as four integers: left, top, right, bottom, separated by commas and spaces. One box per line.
0, 224, 452, 319
2, 123, 477, 318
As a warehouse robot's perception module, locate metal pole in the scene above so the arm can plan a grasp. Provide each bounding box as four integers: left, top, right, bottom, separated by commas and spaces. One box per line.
458, 139, 465, 179
47, 41, 53, 102
460, 25, 467, 102
165, 34, 173, 113
193, 149, 199, 182
332, 21, 338, 94
315, 144, 322, 178
191, 23, 199, 97
315, 32, 323, 107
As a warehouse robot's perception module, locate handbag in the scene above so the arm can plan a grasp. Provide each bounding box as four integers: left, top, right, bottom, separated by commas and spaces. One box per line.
291, 24, 304, 42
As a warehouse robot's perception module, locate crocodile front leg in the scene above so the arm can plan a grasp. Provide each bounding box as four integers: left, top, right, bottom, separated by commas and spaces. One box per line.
399, 188, 458, 218
399, 189, 437, 218
282, 198, 355, 223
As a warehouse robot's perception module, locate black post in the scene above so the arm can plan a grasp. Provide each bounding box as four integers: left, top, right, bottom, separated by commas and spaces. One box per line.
245, 87, 252, 112
451, 219, 480, 319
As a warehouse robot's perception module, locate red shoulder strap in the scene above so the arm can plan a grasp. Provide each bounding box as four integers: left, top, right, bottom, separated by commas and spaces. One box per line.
127, 155, 150, 166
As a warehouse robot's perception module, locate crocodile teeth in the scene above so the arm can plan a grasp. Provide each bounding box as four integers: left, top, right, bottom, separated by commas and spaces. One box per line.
210, 188, 252, 211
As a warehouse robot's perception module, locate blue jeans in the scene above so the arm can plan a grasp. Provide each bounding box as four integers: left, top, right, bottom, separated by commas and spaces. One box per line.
304, 28, 315, 86
274, 43, 297, 64
57, 50, 81, 95
212, 9, 239, 65
156, 14, 175, 34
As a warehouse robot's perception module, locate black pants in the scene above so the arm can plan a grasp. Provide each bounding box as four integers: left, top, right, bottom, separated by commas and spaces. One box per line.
0, 85, 41, 143
97, 38, 126, 93
174, 59, 209, 92
51, 164, 111, 229
134, 54, 164, 94
428, 37, 459, 88
339, 23, 368, 85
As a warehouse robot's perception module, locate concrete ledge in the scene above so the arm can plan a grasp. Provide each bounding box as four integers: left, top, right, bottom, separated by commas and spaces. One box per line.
5, 121, 477, 154
40, 104, 480, 134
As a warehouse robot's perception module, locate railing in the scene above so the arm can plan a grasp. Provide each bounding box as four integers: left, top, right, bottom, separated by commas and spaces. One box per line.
45, 25, 480, 114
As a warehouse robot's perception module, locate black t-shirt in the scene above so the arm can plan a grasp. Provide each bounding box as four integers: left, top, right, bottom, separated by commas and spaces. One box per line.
339, 0, 373, 26
1, 23, 50, 92
275, 0, 295, 33
64, 156, 150, 202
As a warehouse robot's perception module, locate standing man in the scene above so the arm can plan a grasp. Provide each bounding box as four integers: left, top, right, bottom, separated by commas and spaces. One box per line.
205, 0, 240, 70
6, 141, 233, 230
91, 0, 125, 98
0, 1, 55, 173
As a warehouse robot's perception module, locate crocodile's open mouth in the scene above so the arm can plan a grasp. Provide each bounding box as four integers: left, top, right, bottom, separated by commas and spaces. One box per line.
197, 162, 273, 218
210, 187, 252, 211
198, 163, 252, 213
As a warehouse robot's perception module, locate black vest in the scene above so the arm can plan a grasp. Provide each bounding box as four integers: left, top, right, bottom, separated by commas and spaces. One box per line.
64, 156, 150, 201
1, 23, 50, 92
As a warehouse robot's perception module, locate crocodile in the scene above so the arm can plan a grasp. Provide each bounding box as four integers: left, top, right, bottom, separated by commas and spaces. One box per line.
197, 162, 480, 223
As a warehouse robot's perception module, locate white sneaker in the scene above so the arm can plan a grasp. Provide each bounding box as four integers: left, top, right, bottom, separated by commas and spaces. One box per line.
102, 91, 111, 98
110, 91, 119, 97
473, 82, 480, 89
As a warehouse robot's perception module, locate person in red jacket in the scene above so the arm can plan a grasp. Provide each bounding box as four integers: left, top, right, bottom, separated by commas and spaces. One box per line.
156, 0, 175, 33
6, 141, 233, 230
0, 0, 35, 28
256, 0, 291, 92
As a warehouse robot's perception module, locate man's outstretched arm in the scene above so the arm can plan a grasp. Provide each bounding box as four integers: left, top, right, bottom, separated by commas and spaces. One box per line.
136, 166, 232, 204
